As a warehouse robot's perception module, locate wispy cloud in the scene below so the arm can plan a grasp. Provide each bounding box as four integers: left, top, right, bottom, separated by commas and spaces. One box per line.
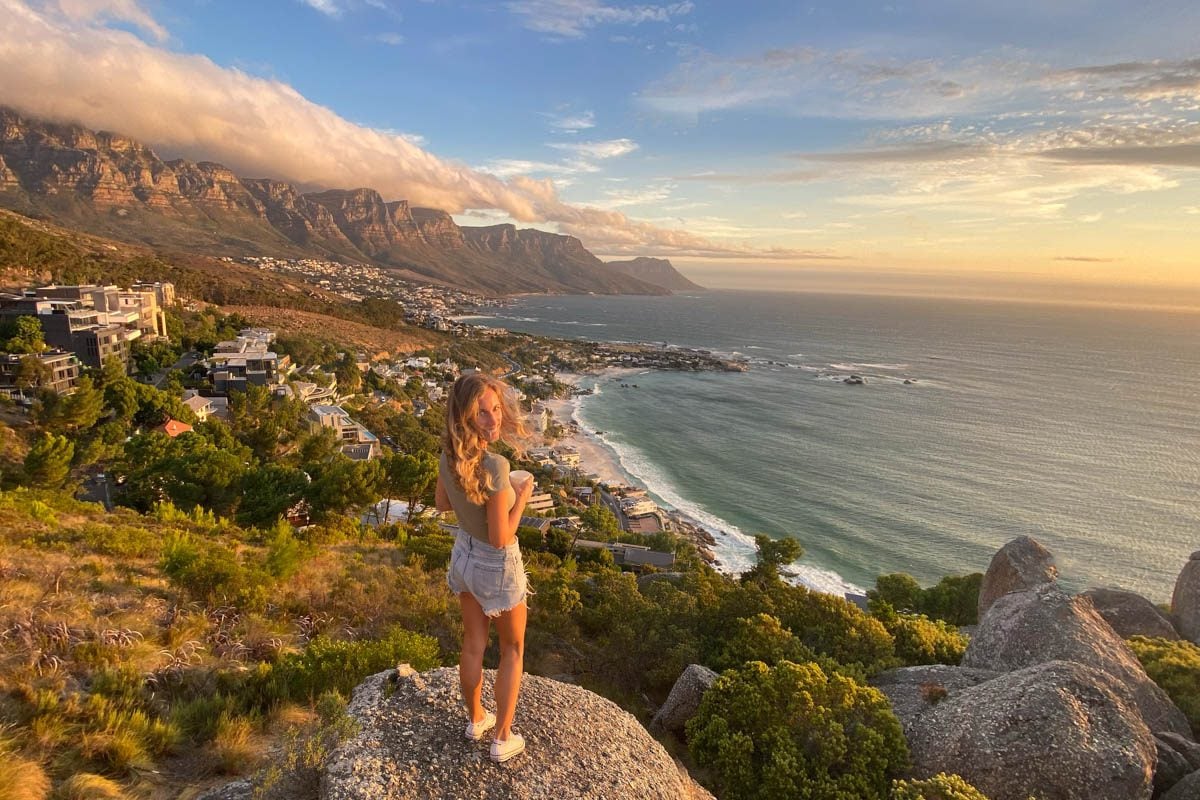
549, 138, 638, 159
792, 142, 994, 163
675, 169, 823, 184
542, 109, 595, 133
1, 0, 797, 260
505, 0, 694, 39
300, 0, 342, 18
374, 32, 404, 45
1053, 256, 1118, 262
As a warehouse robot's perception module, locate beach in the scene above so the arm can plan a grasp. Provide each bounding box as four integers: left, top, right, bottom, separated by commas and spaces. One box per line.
540, 370, 723, 567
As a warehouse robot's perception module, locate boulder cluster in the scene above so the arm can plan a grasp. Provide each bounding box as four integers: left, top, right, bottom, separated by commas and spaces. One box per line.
870, 536, 1200, 800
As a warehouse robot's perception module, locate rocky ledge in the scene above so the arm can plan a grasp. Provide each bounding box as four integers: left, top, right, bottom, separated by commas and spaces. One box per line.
205, 665, 711, 800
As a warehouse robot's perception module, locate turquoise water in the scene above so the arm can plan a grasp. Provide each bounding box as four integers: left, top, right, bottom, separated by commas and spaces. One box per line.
474, 290, 1200, 601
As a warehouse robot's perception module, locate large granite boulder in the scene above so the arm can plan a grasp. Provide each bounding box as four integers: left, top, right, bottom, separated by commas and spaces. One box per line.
978, 535, 1058, 619
1173, 551, 1200, 644
650, 664, 718, 737
896, 660, 1156, 800
1163, 770, 1200, 800
963, 584, 1191, 736
871, 664, 1001, 734
1082, 587, 1179, 640
322, 666, 714, 800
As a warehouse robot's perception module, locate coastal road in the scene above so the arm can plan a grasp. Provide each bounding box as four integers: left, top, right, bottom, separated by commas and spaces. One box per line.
599, 487, 631, 532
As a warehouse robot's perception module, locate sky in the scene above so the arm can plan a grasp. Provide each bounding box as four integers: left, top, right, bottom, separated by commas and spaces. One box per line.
1, 0, 1199, 299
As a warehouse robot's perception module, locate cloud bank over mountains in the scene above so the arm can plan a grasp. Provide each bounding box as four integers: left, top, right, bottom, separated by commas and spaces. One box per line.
0, 0, 808, 260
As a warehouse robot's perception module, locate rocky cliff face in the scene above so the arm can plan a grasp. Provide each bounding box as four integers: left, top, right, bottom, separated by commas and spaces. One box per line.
0, 106, 669, 296
606, 256, 703, 291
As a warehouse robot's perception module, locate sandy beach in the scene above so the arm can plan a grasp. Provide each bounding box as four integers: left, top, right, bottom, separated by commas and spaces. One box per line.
539, 371, 722, 565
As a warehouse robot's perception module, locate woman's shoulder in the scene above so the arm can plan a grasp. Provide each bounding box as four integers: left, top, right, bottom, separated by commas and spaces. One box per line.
483, 451, 511, 473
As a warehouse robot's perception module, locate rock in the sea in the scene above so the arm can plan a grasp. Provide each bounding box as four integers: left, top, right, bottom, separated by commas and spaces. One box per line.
650, 664, 719, 737
871, 664, 1001, 736
1082, 587, 1179, 640
963, 584, 1191, 736
899, 660, 1156, 800
1163, 769, 1200, 800
322, 666, 713, 800
1173, 551, 1200, 645
978, 535, 1058, 619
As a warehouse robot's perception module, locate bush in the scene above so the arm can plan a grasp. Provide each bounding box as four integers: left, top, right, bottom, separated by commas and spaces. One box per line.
687, 660, 909, 800
403, 533, 454, 569
1128, 636, 1200, 734
773, 586, 895, 670
891, 773, 990, 800
160, 535, 272, 610
870, 573, 982, 627
259, 626, 440, 704
873, 606, 967, 666
710, 613, 817, 671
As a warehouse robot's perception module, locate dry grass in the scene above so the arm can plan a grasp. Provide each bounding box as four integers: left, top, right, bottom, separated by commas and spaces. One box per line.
220, 305, 442, 356
210, 714, 264, 775
52, 774, 126, 800
0, 751, 51, 800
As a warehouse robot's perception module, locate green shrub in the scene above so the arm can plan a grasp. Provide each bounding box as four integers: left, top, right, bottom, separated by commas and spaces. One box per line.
774, 587, 895, 670
687, 660, 909, 800
1128, 636, 1200, 734
711, 613, 817, 671
255, 627, 440, 705
873, 606, 967, 666
170, 694, 239, 743
891, 773, 990, 800
403, 533, 454, 569
160, 535, 272, 610
870, 573, 982, 627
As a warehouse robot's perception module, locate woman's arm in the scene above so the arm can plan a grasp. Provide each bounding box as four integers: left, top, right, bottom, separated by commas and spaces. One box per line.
485, 479, 534, 548
435, 473, 452, 512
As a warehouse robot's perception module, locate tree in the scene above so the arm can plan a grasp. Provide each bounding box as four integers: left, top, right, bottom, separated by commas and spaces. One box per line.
238, 464, 310, 528
23, 432, 74, 488
306, 456, 383, 522
383, 451, 438, 523
59, 375, 104, 432
1, 316, 46, 354
741, 534, 804, 585
581, 505, 620, 538
687, 660, 909, 800
333, 353, 362, 395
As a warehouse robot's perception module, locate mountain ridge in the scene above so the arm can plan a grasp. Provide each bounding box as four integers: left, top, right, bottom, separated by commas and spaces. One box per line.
0, 106, 694, 297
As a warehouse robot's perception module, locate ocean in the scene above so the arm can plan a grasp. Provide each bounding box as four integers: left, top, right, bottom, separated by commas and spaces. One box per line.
469, 290, 1200, 602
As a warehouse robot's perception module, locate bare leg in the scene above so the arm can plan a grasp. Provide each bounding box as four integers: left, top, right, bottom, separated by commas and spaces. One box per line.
491, 601, 527, 741
458, 592, 490, 723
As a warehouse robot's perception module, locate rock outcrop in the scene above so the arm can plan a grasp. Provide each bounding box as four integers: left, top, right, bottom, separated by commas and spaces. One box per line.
1082, 587, 1179, 640
882, 660, 1156, 800
1163, 770, 1200, 800
963, 584, 1191, 736
320, 666, 712, 800
977, 535, 1058, 618
0, 105, 671, 297
650, 664, 718, 737
1172, 551, 1200, 644
871, 664, 1001, 733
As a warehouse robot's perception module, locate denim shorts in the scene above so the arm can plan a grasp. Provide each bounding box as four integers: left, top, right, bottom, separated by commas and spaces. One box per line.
446, 530, 529, 617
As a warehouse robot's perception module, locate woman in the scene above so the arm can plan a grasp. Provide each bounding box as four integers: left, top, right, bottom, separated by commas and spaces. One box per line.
435, 372, 534, 763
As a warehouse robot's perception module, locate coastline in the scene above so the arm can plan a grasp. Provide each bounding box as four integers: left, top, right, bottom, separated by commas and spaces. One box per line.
541, 369, 865, 596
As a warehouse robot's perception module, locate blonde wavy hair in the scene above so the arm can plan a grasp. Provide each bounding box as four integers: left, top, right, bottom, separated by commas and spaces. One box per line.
443, 372, 528, 505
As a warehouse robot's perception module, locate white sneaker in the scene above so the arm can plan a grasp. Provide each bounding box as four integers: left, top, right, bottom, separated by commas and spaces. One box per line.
490, 733, 525, 763
465, 710, 496, 741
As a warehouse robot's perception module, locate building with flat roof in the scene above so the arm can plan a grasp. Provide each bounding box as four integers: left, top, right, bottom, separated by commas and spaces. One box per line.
307, 404, 381, 460
0, 349, 81, 401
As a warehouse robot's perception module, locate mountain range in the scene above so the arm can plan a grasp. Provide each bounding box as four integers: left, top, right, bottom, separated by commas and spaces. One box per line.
0, 107, 700, 296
